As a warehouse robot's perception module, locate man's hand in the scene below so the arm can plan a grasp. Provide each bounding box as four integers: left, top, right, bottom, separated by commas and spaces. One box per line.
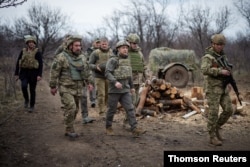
130, 88, 135, 94
37, 76, 42, 81
50, 88, 57, 96
220, 69, 230, 76
96, 65, 102, 72
88, 84, 94, 91
115, 81, 123, 89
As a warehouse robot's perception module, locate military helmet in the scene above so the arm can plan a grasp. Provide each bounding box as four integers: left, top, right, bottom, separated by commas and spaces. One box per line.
66, 35, 82, 47
211, 34, 226, 45
24, 35, 37, 44
126, 33, 140, 44
116, 40, 130, 49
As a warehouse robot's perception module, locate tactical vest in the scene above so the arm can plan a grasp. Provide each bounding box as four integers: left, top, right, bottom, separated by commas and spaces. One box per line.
95, 49, 113, 71
19, 48, 39, 69
113, 57, 132, 80
128, 50, 144, 72
63, 52, 87, 81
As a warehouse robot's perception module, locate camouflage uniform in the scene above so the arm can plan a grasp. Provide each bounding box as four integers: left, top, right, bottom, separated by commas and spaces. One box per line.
201, 34, 233, 145
49, 36, 91, 134
84, 38, 100, 107
126, 33, 147, 107
89, 40, 113, 115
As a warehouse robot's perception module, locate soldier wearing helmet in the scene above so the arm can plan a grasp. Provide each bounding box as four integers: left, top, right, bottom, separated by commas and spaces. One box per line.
14, 35, 43, 113
201, 34, 235, 146
104, 40, 146, 137
49, 35, 93, 139
126, 33, 147, 116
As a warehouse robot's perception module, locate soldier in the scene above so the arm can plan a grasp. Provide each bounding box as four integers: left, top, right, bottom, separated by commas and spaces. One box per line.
81, 38, 100, 124
201, 34, 236, 146
105, 40, 146, 137
49, 35, 92, 138
14, 35, 43, 113
89, 37, 113, 116
126, 33, 147, 115
85, 38, 101, 108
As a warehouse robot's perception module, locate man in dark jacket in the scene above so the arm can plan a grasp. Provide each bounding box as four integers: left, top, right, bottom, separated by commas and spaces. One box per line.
15, 35, 43, 112
105, 40, 146, 137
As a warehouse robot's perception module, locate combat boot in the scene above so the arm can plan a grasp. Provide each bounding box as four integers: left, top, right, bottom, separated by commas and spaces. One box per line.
215, 127, 224, 141
24, 101, 29, 109
106, 127, 115, 136
82, 117, 95, 124
28, 107, 34, 113
65, 127, 79, 139
132, 127, 146, 137
210, 137, 222, 146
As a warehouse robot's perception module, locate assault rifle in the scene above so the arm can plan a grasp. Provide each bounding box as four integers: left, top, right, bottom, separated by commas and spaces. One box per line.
216, 56, 242, 106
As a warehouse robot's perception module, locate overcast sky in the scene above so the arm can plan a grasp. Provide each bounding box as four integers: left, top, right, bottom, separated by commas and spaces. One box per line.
0, 0, 246, 39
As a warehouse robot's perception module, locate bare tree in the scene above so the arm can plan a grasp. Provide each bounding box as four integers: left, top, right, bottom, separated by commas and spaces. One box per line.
0, 0, 27, 8
180, 4, 232, 57
8, 2, 71, 60
105, 11, 123, 42
234, 0, 250, 30
105, 0, 178, 60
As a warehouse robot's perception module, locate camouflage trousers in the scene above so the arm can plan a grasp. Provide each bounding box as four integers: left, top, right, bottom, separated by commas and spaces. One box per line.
95, 78, 108, 114
132, 84, 140, 106
60, 92, 80, 133
206, 91, 233, 138
132, 72, 144, 106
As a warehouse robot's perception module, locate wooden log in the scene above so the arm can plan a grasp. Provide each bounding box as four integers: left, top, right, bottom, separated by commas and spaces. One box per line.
170, 87, 177, 94
162, 89, 171, 97
182, 96, 201, 113
165, 82, 171, 89
170, 93, 175, 99
188, 103, 201, 113
160, 83, 167, 91
150, 91, 161, 99
145, 97, 156, 105
158, 99, 183, 106
141, 109, 157, 117
191, 86, 204, 100
136, 85, 150, 113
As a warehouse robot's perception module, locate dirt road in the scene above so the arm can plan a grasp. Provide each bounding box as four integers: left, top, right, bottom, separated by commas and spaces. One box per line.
0, 75, 250, 167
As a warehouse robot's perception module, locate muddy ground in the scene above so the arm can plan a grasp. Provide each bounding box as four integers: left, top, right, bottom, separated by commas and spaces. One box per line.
0, 71, 250, 167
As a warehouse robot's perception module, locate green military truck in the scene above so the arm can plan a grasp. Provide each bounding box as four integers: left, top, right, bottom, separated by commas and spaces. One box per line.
148, 47, 200, 88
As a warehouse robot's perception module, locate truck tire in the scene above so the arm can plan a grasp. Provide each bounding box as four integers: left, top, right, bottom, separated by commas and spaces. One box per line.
165, 65, 189, 88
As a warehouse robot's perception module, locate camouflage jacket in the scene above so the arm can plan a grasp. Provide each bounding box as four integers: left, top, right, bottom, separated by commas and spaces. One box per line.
201, 47, 229, 94
49, 49, 92, 96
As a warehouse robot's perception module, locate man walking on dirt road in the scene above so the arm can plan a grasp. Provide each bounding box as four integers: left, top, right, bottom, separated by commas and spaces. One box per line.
49, 35, 93, 139
105, 40, 146, 137
201, 34, 238, 146
14, 35, 43, 113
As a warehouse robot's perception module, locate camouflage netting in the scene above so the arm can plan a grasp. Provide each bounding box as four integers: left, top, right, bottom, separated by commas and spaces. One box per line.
148, 47, 200, 75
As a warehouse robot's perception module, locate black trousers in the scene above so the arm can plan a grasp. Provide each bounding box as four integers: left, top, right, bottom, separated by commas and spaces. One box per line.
21, 77, 37, 107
